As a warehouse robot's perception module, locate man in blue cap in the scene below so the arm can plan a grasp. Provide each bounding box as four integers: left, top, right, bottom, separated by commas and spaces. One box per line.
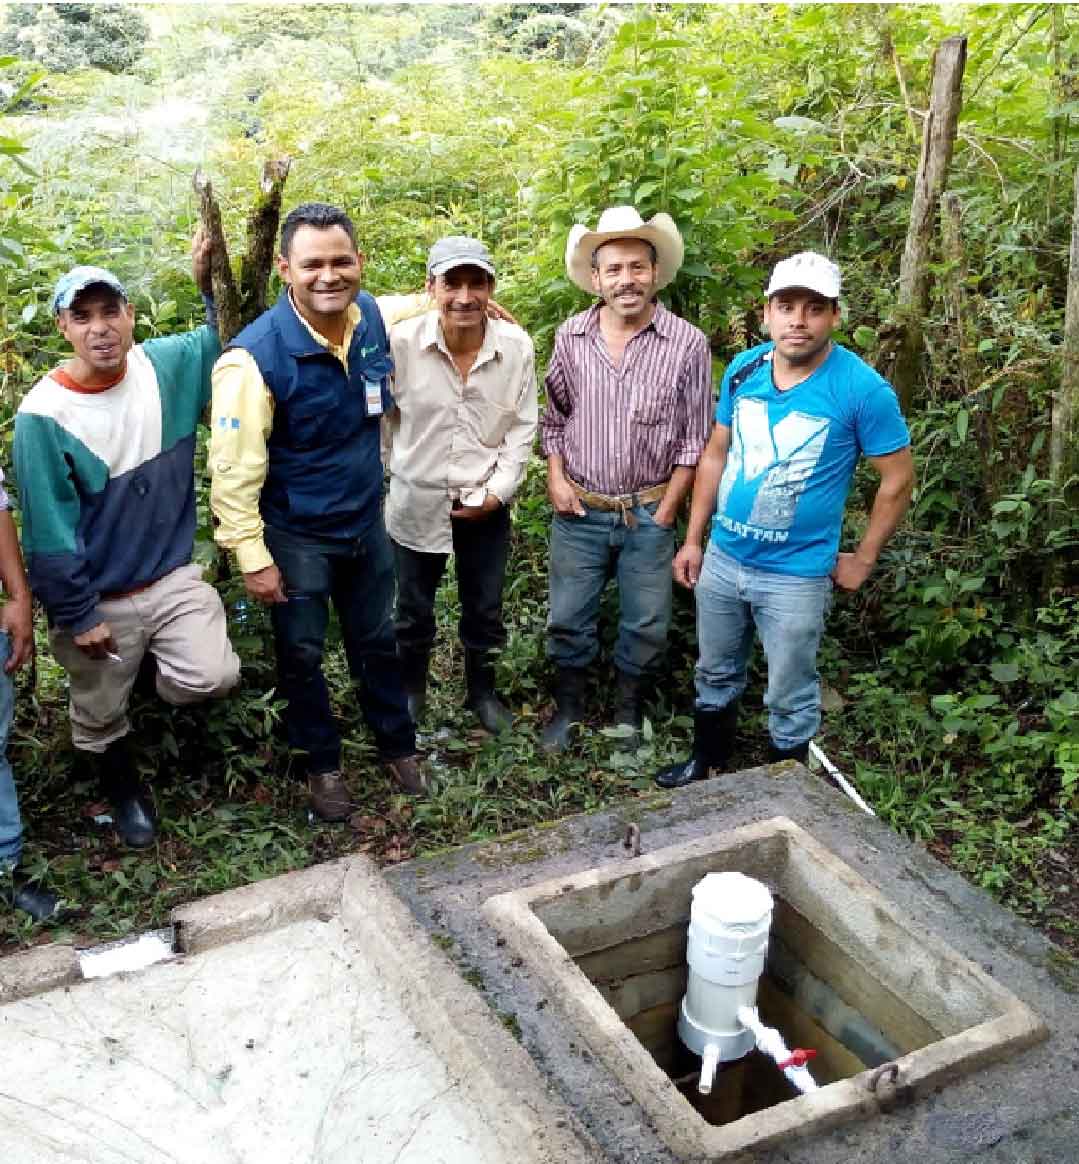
13, 238, 240, 849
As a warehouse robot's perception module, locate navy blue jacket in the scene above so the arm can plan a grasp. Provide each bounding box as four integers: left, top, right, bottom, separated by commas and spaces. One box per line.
229, 290, 394, 541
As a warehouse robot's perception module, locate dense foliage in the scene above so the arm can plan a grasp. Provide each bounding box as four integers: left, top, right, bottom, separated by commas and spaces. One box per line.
0, 4, 1075, 953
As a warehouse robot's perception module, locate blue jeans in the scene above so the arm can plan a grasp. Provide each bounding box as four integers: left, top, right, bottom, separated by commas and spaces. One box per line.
0, 635, 22, 869
695, 544, 832, 750
547, 502, 676, 678
264, 519, 415, 776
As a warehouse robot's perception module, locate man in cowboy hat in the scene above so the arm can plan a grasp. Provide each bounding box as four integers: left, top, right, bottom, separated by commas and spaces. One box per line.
653, 252, 914, 787
539, 206, 712, 750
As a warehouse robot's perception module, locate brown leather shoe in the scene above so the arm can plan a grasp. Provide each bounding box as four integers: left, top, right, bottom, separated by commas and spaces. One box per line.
308, 770, 352, 822
385, 753, 427, 795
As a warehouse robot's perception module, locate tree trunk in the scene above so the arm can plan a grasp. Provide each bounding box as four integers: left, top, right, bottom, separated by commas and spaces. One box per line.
238, 158, 292, 325
1051, 163, 1079, 507
194, 157, 291, 344
882, 36, 967, 412
940, 192, 976, 395
942, 191, 996, 500
193, 168, 241, 343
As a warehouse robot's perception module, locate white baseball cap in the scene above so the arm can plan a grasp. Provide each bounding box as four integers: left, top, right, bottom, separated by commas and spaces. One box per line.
765, 252, 841, 300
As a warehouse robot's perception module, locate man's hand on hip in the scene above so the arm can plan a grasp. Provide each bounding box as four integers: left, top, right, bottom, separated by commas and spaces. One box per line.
0, 595, 34, 671
832, 552, 875, 592
244, 564, 287, 605
451, 494, 502, 522
548, 477, 585, 517
73, 621, 119, 660
672, 544, 704, 589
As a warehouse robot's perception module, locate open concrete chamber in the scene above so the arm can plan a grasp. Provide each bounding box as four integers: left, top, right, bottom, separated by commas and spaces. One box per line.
483, 816, 1047, 1160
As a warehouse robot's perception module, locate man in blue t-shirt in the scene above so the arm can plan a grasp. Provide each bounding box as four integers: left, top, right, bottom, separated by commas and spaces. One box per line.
655, 252, 914, 788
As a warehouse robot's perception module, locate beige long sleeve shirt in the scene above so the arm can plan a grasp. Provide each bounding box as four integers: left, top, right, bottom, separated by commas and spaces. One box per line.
384, 312, 538, 554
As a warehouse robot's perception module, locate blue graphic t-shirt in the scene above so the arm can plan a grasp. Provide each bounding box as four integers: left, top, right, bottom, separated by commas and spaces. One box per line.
711, 342, 909, 577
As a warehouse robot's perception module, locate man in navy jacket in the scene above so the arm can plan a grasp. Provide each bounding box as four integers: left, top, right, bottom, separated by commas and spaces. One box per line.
210, 203, 424, 819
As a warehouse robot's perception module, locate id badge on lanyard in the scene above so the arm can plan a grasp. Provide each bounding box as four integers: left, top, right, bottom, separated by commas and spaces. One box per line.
364, 378, 383, 417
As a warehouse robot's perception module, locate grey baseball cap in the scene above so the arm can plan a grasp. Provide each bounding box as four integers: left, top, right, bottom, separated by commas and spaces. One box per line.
426, 236, 496, 279
52, 265, 129, 314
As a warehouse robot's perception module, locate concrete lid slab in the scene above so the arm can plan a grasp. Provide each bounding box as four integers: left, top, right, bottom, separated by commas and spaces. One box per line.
0, 855, 599, 1164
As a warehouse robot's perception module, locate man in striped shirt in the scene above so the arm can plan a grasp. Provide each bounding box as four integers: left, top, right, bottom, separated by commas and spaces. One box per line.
539, 207, 712, 750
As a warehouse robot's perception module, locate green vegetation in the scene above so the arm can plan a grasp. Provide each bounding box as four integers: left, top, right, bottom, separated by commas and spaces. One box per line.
0, 4, 1075, 955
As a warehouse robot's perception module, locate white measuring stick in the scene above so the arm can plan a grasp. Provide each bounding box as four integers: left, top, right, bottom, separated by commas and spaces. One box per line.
809, 741, 876, 817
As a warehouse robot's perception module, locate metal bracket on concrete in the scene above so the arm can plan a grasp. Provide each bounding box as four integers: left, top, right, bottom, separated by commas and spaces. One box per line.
621, 823, 641, 858
867, 1062, 900, 1092
867, 1061, 906, 1112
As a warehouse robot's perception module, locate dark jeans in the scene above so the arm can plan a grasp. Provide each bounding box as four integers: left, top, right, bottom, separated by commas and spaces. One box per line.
264, 519, 415, 776
392, 506, 510, 656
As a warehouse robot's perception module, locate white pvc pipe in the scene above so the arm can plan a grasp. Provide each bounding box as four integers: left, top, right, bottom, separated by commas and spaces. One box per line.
698, 1043, 720, 1095
809, 741, 876, 817
737, 1005, 819, 1094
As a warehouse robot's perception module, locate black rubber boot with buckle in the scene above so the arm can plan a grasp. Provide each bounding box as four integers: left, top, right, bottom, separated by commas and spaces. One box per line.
91, 737, 157, 848
653, 703, 738, 789
398, 648, 430, 725
767, 739, 811, 764
541, 666, 588, 753
2, 865, 61, 922
612, 669, 644, 732
464, 649, 513, 735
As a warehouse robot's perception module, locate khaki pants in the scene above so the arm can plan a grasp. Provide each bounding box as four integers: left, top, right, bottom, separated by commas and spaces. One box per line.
50, 564, 240, 753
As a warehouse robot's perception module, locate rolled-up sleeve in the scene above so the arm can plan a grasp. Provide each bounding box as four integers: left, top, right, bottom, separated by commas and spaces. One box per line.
538, 333, 571, 458
209, 349, 275, 574
487, 339, 538, 504
672, 331, 712, 466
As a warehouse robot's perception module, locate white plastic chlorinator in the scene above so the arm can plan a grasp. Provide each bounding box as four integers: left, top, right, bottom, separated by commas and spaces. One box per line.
678, 871, 819, 1096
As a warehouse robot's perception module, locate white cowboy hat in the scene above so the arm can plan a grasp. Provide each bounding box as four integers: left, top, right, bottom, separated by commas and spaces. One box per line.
565, 206, 685, 293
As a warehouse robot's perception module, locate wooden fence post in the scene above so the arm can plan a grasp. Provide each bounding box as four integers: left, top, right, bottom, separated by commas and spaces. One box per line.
1051, 162, 1079, 504
882, 35, 967, 412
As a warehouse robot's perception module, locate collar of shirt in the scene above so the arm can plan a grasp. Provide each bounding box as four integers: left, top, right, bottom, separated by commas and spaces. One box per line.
286, 289, 361, 371
419, 310, 503, 372
570, 299, 672, 339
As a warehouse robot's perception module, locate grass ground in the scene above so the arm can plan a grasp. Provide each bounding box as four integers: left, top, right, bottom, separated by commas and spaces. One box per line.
2, 534, 1076, 961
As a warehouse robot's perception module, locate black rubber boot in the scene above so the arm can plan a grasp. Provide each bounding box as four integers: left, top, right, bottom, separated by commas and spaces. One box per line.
92, 737, 157, 849
398, 648, 430, 724
541, 667, 588, 753
2, 866, 61, 922
767, 739, 810, 764
612, 669, 643, 732
653, 703, 738, 789
464, 649, 513, 734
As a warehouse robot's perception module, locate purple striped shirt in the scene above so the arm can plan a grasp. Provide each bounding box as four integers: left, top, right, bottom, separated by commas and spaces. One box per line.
540, 302, 712, 495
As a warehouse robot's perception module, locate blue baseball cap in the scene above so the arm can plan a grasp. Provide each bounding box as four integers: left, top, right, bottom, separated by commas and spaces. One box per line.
52, 266, 129, 314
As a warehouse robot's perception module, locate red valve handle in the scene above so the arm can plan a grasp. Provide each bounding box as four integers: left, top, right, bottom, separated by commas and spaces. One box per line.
776, 1048, 817, 1070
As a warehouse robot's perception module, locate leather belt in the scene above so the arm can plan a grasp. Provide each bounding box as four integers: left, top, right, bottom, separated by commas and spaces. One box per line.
568, 477, 668, 528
